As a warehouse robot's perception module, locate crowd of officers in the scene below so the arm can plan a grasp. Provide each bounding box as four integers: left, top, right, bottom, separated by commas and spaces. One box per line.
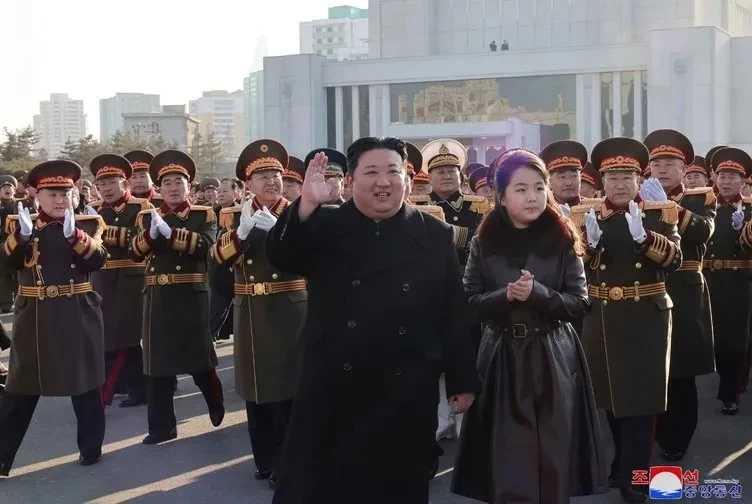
0, 130, 747, 503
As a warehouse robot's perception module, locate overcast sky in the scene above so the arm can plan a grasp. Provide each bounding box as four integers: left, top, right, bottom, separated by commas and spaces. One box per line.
0, 0, 368, 140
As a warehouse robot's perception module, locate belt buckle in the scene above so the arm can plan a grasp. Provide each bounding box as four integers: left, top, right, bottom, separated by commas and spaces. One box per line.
45, 285, 59, 298
712, 259, 724, 271
608, 286, 624, 301
251, 282, 268, 296
512, 323, 528, 339
156, 274, 169, 285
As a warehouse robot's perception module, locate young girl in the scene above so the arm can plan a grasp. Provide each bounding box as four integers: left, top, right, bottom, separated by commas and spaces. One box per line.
451, 149, 607, 504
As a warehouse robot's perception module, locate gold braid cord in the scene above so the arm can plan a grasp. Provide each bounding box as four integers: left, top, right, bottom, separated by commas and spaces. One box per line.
103, 225, 128, 249
211, 232, 240, 263
644, 232, 678, 267
169, 228, 199, 255
677, 209, 693, 235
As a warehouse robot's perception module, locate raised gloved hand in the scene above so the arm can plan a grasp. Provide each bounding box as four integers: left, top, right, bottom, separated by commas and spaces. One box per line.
63, 209, 76, 239
85, 205, 98, 216
584, 208, 602, 249
236, 200, 255, 240
17, 202, 32, 239
639, 178, 668, 202
559, 203, 571, 217
732, 203, 745, 231
150, 209, 171, 239
624, 200, 648, 243
251, 207, 278, 232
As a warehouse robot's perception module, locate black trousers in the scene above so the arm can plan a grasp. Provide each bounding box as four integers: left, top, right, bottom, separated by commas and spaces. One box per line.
246, 399, 293, 473
103, 346, 146, 405
0, 388, 104, 468
607, 412, 653, 494
656, 376, 697, 454
716, 351, 744, 403
147, 370, 224, 435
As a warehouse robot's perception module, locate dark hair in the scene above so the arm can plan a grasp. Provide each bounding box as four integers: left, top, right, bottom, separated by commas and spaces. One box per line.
220, 178, 242, 191
478, 148, 583, 256
346, 137, 408, 175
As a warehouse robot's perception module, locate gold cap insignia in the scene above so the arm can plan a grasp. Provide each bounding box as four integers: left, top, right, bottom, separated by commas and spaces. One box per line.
439, 144, 449, 155
260, 144, 269, 153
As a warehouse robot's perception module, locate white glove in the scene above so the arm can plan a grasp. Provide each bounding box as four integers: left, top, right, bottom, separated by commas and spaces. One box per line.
624, 200, 648, 243
584, 208, 602, 249
85, 205, 98, 216
17, 202, 32, 239
559, 203, 571, 217
732, 203, 745, 231
63, 209, 75, 239
149, 209, 172, 239
639, 178, 668, 202
236, 200, 255, 241
251, 207, 278, 232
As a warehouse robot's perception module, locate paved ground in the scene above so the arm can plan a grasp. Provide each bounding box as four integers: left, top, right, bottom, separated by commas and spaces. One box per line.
1, 315, 751, 503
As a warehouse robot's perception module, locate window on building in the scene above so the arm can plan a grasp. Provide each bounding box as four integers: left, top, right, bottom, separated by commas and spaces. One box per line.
327, 49, 334, 55
359, 85, 370, 138
600, 73, 614, 140
620, 71, 635, 137
389, 75, 577, 139
343, 86, 353, 148
641, 70, 648, 138
326, 87, 336, 148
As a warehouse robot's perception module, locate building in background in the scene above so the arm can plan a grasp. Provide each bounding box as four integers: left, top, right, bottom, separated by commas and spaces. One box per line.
99, 93, 160, 142
265, 0, 752, 161
122, 105, 199, 152
243, 71, 265, 143
189, 90, 245, 160
299, 5, 368, 61
32, 93, 86, 158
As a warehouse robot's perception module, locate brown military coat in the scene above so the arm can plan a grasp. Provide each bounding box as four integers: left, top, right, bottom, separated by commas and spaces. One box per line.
572, 197, 682, 418
90, 194, 153, 351
2, 213, 107, 396
130, 201, 218, 376
212, 197, 306, 404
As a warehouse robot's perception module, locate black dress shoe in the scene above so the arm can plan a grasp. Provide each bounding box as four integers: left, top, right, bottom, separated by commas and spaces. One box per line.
662, 450, 685, 462
254, 469, 272, 480
119, 397, 146, 408
0, 461, 10, 477
79, 452, 101, 466
269, 472, 277, 489
142, 429, 177, 445
210, 405, 225, 427
620, 487, 647, 503
722, 402, 739, 415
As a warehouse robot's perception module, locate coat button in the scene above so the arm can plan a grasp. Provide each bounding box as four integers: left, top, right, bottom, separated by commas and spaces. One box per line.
453, 216, 459, 222
176, 265, 182, 271
634, 281, 640, 286
398, 326, 407, 335
347, 320, 357, 329
246, 259, 253, 265
106, 253, 112, 259
70, 264, 76, 269
374, 230, 381, 236
114, 217, 119, 222
36, 280, 42, 285
150, 267, 155, 272
272, 273, 278, 280
395, 369, 403, 376
600, 282, 606, 288
402, 283, 410, 292
635, 262, 642, 269
343, 362, 352, 371
33, 237, 39, 243
599, 264, 606, 270
352, 280, 361, 287
249, 275, 255, 281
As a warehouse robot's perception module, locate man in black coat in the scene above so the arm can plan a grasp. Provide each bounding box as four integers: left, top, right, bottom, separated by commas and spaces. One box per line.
266, 137, 479, 504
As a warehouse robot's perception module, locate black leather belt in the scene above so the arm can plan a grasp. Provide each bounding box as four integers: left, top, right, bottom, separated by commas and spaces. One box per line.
500, 321, 562, 339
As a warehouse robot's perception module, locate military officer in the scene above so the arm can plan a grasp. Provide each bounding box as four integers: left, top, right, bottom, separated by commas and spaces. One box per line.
211, 139, 306, 487
683, 156, 711, 189
304, 148, 347, 205
706, 146, 727, 187
12, 170, 37, 212
282, 156, 306, 202
419, 139, 491, 267
572, 137, 682, 503
124, 150, 163, 205
0, 159, 108, 477
0, 175, 19, 312
467, 165, 494, 202
642, 129, 716, 461
580, 161, 602, 198
704, 147, 752, 416
129, 150, 225, 444
539, 140, 591, 209
88, 154, 153, 408
200, 178, 220, 207
403, 142, 446, 221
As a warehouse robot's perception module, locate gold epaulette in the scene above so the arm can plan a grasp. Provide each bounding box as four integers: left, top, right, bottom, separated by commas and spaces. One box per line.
73, 214, 106, 233
414, 204, 445, 221
743, 197, 752, 206
683, 187, 715, 206
190, 205, 217, 224
409, 195, 431, 204
219, 206, 241, 231
5, 214, 34, 235
569, 199, 603, 228
642, 200, 679, 225
128, 197, 152, 211
136, 209, 151, 230
89, 199, 103, 209
464, 194, 491, 214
